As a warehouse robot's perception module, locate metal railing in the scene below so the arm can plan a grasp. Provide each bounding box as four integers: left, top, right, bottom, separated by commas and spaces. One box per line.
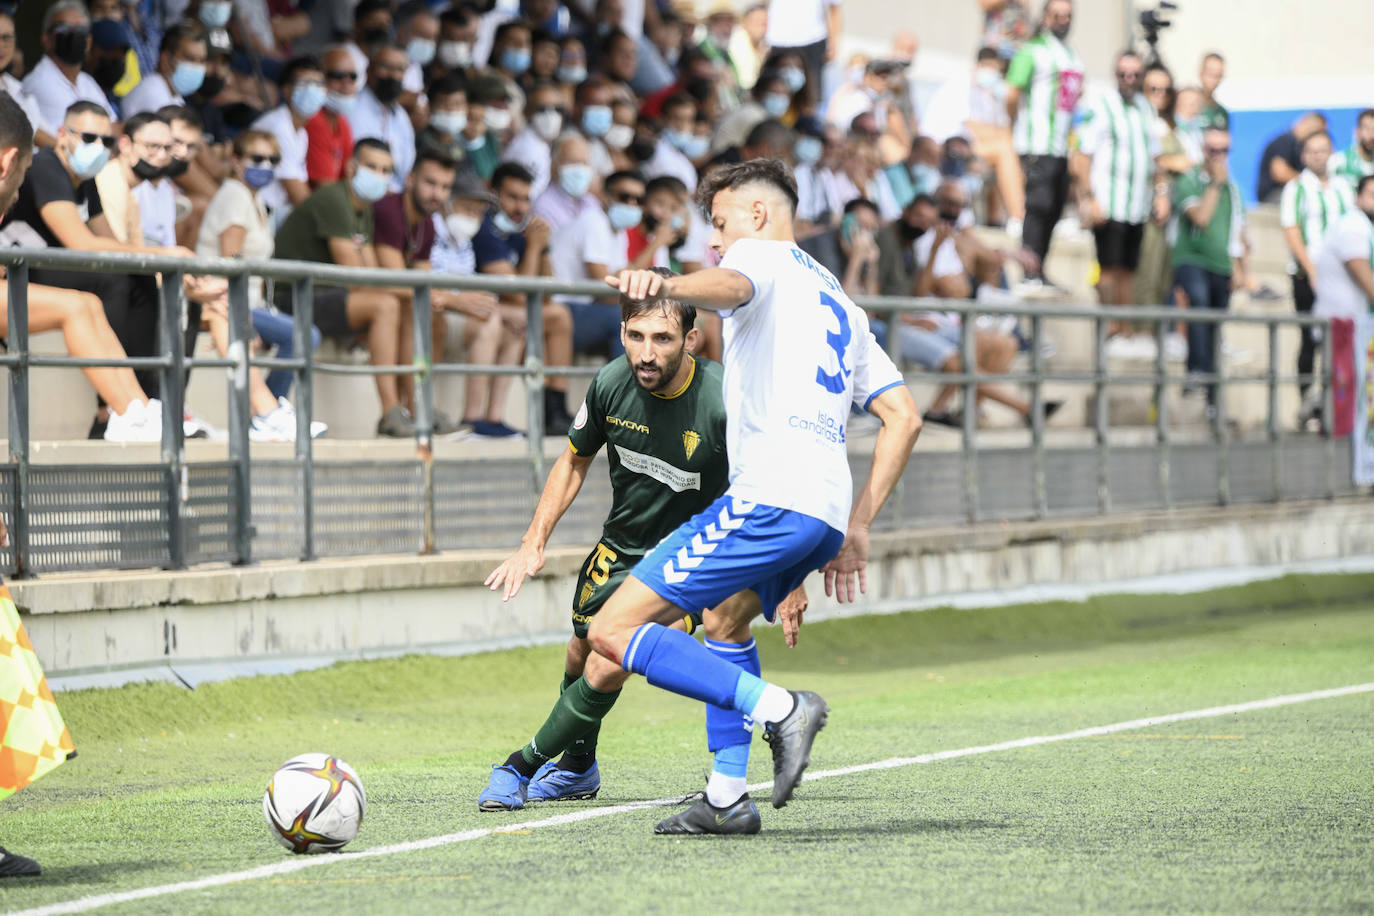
0, 247, 1352, 577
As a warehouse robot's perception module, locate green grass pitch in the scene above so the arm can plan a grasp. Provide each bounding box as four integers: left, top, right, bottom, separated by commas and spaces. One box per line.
2, 572, 1373, 913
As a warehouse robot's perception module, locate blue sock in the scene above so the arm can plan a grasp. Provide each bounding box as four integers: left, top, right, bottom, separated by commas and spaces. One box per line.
622, 623, 743, 709
705, 637, 760, 768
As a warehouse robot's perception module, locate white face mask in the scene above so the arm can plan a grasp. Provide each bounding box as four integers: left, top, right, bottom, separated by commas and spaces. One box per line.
530, 109, 563, 142
438, 41, 472, 69
446, 211, 481, 241
484, 107, 512, 131
604, 123, 634, 150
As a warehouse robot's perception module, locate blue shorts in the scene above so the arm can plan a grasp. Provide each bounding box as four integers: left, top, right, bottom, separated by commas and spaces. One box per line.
632, 493, 844, 622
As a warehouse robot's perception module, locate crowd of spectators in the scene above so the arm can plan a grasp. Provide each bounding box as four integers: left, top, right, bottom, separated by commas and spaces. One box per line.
0, 0, 1370, 438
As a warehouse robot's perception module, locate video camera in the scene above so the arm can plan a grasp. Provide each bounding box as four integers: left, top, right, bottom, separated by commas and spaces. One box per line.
1138, 1, 1177, 66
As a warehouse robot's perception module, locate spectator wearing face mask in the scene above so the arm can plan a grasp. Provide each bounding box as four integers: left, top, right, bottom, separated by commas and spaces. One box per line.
395, 3, 440, 117
434, 6, 478, 80
121, 20, 208, 117
526, 28, 563, 89
429, 173, 527, 438
643, 94, 707, 193
307, 47, 359, 189
764, 0, 840, 107
462, 75, 512, 181
23, 2, 116, 137
488, 20, 533, 130
604, 99, 639, 172
85, 9, 137, 125
416, 74, 472, 175
791, 116, 832, 236
342, 0, 394, 94
349, 45, 417, 193
250, 55, 328, 219
503, 81, 566, 198
573, 76, 617, 177
711, 69, 791, 156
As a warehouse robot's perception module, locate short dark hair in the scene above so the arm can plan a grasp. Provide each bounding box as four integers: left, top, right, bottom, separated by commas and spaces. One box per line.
428, 72, 468, 101
619, 267, 696, 333
1301, 130, 1332, 151
662, 93, 696, 115
123, 111, 168, 139
493, 19, 529, 48
414, 148, 458, 173
843, 197, 878, 217
744, 118, 794, 153
976, 46, 1000, 63
156, 105, 203, 132
491, 161, 533, 191
0, 92, 34, 154
64, 100, 111, 122
353, 136, 393, 159
354, 0, 392, 23
694, 158, 798, 217
605, 169, 644, 189
1358, 108, 1374, 126
646, 175, 687, 197
159, 20, 206, 57
280, 54, 324, 89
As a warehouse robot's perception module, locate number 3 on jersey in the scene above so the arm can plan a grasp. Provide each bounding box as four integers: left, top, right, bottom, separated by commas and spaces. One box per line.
815, 290, 852, 393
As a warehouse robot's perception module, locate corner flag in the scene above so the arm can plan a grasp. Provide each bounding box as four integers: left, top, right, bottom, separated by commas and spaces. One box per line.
0, 582, 74, 799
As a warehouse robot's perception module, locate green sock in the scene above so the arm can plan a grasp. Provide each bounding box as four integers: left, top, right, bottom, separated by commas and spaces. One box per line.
520, 677, 622, 768
560, 671, 578, 694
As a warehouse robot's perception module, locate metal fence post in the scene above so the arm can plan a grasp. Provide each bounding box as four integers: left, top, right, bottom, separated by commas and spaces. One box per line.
1154, 315, 1172, 509
1094, 314, 1110, 514
959, 312, 978, 524
412, 283, 435, 554
1214, 310, 1230, 507
160, 272, 187, 569
293, 277, 315, 561
1267, 319, 1281, 502
226, 273, 253, 565
1320, 319, 1335, 499
1029, 312, 1047, 518
525, 290, 546, 490
6, 262, 30, 578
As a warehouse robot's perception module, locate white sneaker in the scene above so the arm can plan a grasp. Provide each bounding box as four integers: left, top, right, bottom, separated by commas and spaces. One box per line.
104, 399, 163, 442
184, 406, 223, 440
1165, 333, 1187, 361
1105, 335, 1138, 359
251, 398, 327, 442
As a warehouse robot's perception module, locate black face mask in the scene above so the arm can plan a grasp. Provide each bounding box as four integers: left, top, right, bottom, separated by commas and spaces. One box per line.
132, 158, 164, 181
52, 26, 90, 66
91, 55, 127, 90
361, 26, 392, 48
373, 77, 403, 105
938, 208, 962, 224
629, 137, 656, 163
162, 156, 191, 178
896, 221, 926, 242
197, 73, 225, 99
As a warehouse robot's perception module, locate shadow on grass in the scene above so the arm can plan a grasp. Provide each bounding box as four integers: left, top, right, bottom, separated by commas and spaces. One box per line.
15, 857, 174, 887
777, 817, 1011, 839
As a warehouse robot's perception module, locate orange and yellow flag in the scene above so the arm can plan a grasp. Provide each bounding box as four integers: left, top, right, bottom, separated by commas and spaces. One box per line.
0, 582, 74, 799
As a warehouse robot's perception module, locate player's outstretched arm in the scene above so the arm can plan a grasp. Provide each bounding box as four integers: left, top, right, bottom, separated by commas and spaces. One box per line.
484, 446, 594, 602
822, 383, 922, 603
604, 267, 753, 311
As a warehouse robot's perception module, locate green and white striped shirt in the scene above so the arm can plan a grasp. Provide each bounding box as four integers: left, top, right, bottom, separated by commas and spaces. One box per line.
1075, 89, 1160, 224
1279, 169, 1355, 274
1006, 32, 1084, 158
1330, 142, 1374, 185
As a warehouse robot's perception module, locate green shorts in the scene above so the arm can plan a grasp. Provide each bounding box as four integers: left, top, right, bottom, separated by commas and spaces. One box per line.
570, 539, 702, 639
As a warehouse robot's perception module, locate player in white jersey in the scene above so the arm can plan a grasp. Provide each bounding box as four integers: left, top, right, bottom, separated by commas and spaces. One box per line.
590, 159, 922, 825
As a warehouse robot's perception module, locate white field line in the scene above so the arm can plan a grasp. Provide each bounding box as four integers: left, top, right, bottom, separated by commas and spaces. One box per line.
13, 681, 1374, 916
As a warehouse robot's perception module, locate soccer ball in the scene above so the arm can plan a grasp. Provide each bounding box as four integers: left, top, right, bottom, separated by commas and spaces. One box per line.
263, 753, 366, 854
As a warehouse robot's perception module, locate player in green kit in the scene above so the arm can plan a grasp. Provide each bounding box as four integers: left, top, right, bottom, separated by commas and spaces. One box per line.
479, 268, 793, 831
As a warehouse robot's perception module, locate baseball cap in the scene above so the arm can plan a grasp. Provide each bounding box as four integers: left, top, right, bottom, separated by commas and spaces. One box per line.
90, 18, 133, 50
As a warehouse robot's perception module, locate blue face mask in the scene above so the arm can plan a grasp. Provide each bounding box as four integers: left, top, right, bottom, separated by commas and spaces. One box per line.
558, 163, 594, 198
794, 135, 823, 165
911, 162, 942, 195
500, 47, 531, 75
607, 202, 642, 231
198, 0, 232, 28
762, 93, 790, 118
666, 129, 708, 159
492, 209, 526, 234
406, 37, 436, 66
350, 164, 390, 202
243, 166, 275, 190
779, 66, 806, 94
68, 139, 110, 180
291, 83, 327, 118
581, 105, 612, 138
557, 65, 587, 84
171, 60, 206, 96
325, 90, 357, 115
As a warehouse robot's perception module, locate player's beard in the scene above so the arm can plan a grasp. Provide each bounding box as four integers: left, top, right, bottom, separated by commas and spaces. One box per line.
631, 345, 685, 393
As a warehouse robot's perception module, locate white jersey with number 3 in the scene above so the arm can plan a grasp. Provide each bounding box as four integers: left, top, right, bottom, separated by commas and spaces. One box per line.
716, 238, 905, 532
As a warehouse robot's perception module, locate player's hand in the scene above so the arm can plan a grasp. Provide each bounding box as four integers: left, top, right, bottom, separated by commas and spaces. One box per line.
775, 584, 809, 648
484, 542, 545, 602
453, 290, 498, 320
821, 528, 870, 603
605, 268, 668, 302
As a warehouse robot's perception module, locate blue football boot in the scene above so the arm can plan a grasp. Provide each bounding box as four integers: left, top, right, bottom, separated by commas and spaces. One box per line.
477, 764, 530, 811
527, 760, 601, 801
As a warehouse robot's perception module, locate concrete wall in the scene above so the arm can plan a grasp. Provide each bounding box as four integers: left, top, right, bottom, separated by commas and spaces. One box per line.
12, 498, 1373, 683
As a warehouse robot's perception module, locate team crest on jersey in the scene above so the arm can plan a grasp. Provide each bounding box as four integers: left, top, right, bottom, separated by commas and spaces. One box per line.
682, 430, 700, 460
578, 581, 596, 608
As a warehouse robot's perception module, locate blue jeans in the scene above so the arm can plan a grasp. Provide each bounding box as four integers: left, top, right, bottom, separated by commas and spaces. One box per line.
1173, 264, 1231, 404
568, 301, 625, 358
253, 308, 321, 402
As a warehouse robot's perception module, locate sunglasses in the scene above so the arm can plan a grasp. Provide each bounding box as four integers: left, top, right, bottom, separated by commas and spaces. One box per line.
1205, 146, 1230, 156
77, 131, 117, 149
246, 154, 282, 166
1144, 85, 1169, 94
611, 192, 643, 204
325, 70, 358, 81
